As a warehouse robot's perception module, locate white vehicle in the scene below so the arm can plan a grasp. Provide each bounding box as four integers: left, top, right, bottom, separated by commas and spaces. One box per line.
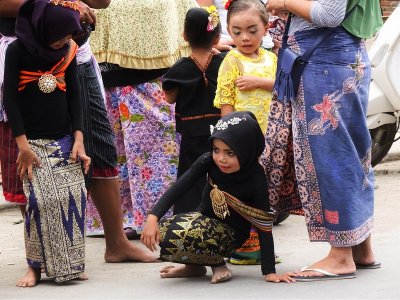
367, 5, 400, 166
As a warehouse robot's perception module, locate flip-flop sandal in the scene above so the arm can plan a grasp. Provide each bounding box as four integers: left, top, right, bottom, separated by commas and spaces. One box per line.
355, 262, 381, 269
293, 266, 356, 282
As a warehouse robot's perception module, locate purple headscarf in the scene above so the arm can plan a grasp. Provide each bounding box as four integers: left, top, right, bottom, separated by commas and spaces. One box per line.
15, 0, 81, 66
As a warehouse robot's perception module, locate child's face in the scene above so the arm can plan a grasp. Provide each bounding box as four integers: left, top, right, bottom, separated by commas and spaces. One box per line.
49, 34, 73, 50
228, 7, 268, 58
212, 138, 240, 174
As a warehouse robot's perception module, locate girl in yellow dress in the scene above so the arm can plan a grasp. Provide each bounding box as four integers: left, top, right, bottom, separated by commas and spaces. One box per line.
214, 0, 277, 265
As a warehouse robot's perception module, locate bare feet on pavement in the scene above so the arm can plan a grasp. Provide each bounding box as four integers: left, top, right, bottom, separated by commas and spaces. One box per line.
160, 265, 207, 278
211, 265, 232, 284
104, 242, 158, 263
16, 266, 41, 288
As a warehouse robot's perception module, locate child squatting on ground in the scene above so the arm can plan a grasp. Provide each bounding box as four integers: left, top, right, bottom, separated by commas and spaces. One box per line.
141, 111, 295, 284
3, 0, 90, 287
213, 0, 277, 265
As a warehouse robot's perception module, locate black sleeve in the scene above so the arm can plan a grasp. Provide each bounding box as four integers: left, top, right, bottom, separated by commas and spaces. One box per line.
150, 153, 210, 219
252, 168, 276, 275
3, 42, 25, 137
65, 57, 83, 133
161, 58, 186, 91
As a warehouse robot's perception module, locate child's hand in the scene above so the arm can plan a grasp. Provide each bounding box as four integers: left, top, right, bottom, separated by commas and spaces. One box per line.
264, 272, 296, 283
141, 215, 160, 252
71, 136, 91, 174
17, 147, 41, 181
235, 76, 262, 91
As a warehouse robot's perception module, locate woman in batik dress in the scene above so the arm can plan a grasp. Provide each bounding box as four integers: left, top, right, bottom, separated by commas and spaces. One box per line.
263, 0, 383, 281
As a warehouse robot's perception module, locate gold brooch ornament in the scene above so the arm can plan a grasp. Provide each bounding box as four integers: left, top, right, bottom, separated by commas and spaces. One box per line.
210, 183, 230, 219
38, 74, 57, 93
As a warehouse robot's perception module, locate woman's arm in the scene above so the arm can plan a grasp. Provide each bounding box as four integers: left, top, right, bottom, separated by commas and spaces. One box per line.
266, 0, 312, 22
266, 0, 347, 27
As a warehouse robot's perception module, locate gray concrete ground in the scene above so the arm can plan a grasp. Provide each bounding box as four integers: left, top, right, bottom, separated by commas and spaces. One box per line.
0, 142, 399, 299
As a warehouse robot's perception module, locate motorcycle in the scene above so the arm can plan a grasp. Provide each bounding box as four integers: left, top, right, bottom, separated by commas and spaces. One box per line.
367, 5, 400, 166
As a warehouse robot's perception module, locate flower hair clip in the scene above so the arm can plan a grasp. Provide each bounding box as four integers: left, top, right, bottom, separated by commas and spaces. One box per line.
224, 0, 236, 10
204, 5, 219, 32
49, 0, 80, 11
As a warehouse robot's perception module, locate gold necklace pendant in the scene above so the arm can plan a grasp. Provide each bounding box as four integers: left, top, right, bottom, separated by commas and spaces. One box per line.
38, 74, 57, 93
210, 184, 230, 219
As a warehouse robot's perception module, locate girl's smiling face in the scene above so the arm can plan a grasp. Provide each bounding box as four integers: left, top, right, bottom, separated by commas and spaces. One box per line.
212, 138, 240, 174
228, 7, 268, 58
49, 34, 72, 50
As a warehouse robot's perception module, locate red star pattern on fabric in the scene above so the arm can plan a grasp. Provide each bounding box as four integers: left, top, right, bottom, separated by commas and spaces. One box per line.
312, 95, 340, 129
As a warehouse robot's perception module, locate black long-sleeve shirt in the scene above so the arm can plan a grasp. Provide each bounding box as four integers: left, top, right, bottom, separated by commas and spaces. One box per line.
151, 153, 276, 275
3, 40, 82, 139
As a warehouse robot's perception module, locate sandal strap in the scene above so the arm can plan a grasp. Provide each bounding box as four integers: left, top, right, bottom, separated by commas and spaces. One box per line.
300, 266, 338, 277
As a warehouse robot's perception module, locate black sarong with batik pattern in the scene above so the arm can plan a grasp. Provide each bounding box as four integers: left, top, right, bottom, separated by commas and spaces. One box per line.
159, 212, 237, 267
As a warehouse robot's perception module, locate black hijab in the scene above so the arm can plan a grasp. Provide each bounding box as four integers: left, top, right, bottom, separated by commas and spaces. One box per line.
208, 111, 265, 184
15, 0, 81, 66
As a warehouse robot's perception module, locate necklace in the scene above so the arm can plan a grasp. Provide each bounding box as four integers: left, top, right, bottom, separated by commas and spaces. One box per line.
190, 53, 213, 86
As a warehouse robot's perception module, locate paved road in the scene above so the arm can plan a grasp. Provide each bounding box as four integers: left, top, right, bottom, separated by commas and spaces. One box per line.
0, 143, 399, 299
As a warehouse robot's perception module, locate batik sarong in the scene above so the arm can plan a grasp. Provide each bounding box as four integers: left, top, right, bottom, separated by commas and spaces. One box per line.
24, 135, 87, 283
263, 27, 374, 247
159, 212, 237, 266
85, 80, 179, 235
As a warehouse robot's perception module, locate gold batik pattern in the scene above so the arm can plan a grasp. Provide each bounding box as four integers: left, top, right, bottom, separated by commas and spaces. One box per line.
24, 136, 87, 283
159, 212, 236, 266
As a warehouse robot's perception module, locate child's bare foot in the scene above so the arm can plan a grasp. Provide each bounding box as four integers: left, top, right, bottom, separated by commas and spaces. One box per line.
211, 265, 232, 284
105, 242, 158, 263
160, 264, 207, 278
74, 273, 89, 281
16, 266, 41, 288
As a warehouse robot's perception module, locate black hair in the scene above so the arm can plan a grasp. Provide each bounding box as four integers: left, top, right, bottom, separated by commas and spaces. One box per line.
184, 7, 221, 50
227, 0, 269, 26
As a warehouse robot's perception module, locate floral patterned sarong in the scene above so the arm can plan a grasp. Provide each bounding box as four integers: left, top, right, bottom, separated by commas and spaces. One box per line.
85, 80, 179, 234
263, 27, 374, 247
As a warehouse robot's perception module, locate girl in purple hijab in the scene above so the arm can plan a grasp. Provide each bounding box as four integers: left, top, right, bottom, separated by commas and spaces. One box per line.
3, 0, 91, 287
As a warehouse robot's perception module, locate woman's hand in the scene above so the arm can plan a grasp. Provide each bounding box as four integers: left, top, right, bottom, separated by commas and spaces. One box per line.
141, 214, 160, 252
79, 0, 96, 25
266, 0, 288, 15
264, 272, 296, 283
